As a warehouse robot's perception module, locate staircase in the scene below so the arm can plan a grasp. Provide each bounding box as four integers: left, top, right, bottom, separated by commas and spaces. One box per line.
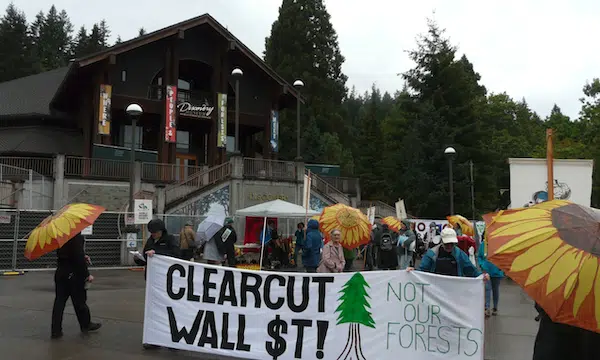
308, 170, 351, 205
359, 200, 396, 218
165, 162, 232, 208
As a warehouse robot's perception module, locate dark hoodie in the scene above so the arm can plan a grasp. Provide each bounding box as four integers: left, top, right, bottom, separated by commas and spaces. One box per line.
398, 219, 416, 250
302, 219, 323, 268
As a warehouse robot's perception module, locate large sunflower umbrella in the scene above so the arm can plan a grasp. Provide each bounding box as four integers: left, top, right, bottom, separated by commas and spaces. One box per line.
447, 214, 474, 236
319, 204, 371, 249
25, 203, 105, 260
483, 200, 600, 333
381, 216, 402, 232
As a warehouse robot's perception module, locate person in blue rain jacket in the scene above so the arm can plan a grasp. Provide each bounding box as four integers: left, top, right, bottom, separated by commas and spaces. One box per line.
302, 219, 323, 273
478, 231, 505, 317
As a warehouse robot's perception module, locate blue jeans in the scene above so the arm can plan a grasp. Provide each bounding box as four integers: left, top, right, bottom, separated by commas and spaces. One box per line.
485, 277, 502, 309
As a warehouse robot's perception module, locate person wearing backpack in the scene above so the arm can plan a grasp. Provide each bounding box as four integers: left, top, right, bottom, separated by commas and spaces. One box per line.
203, 217, 236, 266
397, 219, 416, 270
179, 222, 196, 261
376, 224, 398, 270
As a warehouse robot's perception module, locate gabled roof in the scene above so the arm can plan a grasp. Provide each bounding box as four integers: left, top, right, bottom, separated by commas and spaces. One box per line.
77, 13, 302, 101
0, 67, 71, 117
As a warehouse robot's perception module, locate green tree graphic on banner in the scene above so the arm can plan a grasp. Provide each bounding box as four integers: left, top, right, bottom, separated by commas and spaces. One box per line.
335, 272, 375, 360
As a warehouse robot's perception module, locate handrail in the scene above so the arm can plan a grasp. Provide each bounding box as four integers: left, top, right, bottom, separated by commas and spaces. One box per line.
165, 162, 232, 204
307, 169, 350, 203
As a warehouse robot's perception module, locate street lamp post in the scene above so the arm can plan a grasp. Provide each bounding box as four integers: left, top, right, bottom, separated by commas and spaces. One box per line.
126, 104, 143, 222
293, 79, 304, 160
444, 146, 456, 215
231, 68, 243, 154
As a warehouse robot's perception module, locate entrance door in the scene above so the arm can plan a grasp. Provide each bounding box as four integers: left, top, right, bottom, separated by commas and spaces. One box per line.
175, 153, 198, 181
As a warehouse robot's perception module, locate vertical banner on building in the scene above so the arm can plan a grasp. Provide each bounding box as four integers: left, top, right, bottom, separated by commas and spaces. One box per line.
98, 84, 112, 135
217, 93, 228, 148
270, 110, 279, 152
165, 85, 177, 143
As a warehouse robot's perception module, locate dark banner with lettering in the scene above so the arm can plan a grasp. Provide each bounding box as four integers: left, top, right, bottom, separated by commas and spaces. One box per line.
143, 255, 484, 359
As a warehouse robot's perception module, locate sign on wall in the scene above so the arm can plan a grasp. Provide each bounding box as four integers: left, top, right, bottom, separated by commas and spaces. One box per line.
509, 158, 593, 208
178, 101, 215, 119
217, 93, 228, 148
134, 199, 153, 224
270, 110, 279, 152
143, 255, 485, 360
98, 84, 112, 135
165, 85, 177, 143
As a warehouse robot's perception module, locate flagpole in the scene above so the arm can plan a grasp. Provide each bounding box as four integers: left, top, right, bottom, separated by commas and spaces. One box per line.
546, 129, 554, 200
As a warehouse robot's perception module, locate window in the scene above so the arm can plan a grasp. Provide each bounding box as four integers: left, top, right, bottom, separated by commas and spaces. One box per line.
226, 136, 235, 153
122, 125, 143, 149
176, 130, 190, 152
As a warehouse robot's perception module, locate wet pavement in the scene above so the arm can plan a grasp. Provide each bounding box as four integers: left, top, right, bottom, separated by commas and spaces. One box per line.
0, 268, 537, 360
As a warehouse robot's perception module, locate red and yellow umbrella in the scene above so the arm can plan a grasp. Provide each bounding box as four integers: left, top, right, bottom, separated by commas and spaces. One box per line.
484, 200, 600, 333
447, 214, 474, 236
381, 216, 402, 232
25, 203, 105, 260
319, 204, 371, 249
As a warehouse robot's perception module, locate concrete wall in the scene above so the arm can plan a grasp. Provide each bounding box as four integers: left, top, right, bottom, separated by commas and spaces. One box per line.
60, 180, 156, 212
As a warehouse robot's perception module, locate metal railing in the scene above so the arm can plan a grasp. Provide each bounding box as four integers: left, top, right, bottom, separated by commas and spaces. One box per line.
243, 158, 296, 181
309, 170, 350, 204
65, 156, 131, 180
165, 161, 232, 205
359, 200, 397, 218
141, 162, 204, 183
321, 176, 359, 195
0, 209, 211, 271
0, 157, 54, 177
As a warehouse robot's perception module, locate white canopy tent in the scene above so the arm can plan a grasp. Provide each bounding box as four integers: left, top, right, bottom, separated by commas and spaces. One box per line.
235, 199, 320, 269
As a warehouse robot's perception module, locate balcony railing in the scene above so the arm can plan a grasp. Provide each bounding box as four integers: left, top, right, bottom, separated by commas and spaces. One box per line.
65, 157, 131, 180
141, 162, 204, 183
0, 157, 54, 178
243, 158, 296, 182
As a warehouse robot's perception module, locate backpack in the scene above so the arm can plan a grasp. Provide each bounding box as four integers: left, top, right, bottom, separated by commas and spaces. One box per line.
380, 232, 394, 252
212, 226, 233, 255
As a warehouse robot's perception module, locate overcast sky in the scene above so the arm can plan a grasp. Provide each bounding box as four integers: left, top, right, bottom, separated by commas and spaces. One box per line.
9, 0, 600, 119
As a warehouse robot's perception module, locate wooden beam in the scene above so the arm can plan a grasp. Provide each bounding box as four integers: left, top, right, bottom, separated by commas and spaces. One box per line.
546, 128, 554, 200
177, 29, 185, 40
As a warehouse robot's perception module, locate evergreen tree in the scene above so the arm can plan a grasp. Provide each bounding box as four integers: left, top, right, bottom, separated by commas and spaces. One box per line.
264, 0, 348, 165
138, 27, 146, 36
72, 26, 89, 58
0, 4, 37, 81
30, 6, 73, 71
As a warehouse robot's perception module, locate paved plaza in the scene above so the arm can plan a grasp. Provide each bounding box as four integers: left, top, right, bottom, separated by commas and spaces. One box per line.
0, 268, 537, 360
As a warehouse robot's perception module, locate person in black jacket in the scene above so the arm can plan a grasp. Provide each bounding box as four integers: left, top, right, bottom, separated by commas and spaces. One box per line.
143, 219, 179, 259
51, 233, 101, 339
222, 217, 237, 267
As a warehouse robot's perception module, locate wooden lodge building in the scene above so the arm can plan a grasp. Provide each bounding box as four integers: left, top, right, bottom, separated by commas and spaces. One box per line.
0, 14, 301, 178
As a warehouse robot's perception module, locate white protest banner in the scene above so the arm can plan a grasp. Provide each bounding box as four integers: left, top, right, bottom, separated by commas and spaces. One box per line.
143, 255, 485, 360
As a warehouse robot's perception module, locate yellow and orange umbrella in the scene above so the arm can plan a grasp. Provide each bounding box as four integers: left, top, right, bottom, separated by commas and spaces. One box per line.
319, 204, 371, 249
484, 200, 600, 333
381, 216, 402, 232
446, 214, 474, 236
24, 203, 105, 260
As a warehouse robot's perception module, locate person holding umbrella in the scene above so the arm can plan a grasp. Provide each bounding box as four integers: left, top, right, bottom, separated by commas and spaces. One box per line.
51, 232, 101, 339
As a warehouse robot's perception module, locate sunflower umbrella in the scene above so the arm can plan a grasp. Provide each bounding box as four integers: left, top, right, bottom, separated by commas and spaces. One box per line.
319, 204, 371, 249
483, 200, 600, 333
310, 215, 320, 221
24, 203, 105, 260
446, 214, 474, 236
382, 216, 402, 232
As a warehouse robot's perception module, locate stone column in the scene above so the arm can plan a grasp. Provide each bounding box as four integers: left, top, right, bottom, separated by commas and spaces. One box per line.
155, 184, 166, 215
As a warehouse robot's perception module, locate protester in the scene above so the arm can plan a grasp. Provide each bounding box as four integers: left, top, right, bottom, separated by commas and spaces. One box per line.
376, 223, 398, 270
178, 221, 196, 261
477, 232, 504, 317
51, 233, 101, 339
317, 229, 345, 273
221, 217, 237, 267
424, 222, 440, 247
408, 228, 488, 280
144, 219, 179, 260
293, 222, 305, 268
343, 246, 355, 272
260, 220, 277, 268
533, 303, 599, 360
302, 219, 323, 272
397, 219, 416, 269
